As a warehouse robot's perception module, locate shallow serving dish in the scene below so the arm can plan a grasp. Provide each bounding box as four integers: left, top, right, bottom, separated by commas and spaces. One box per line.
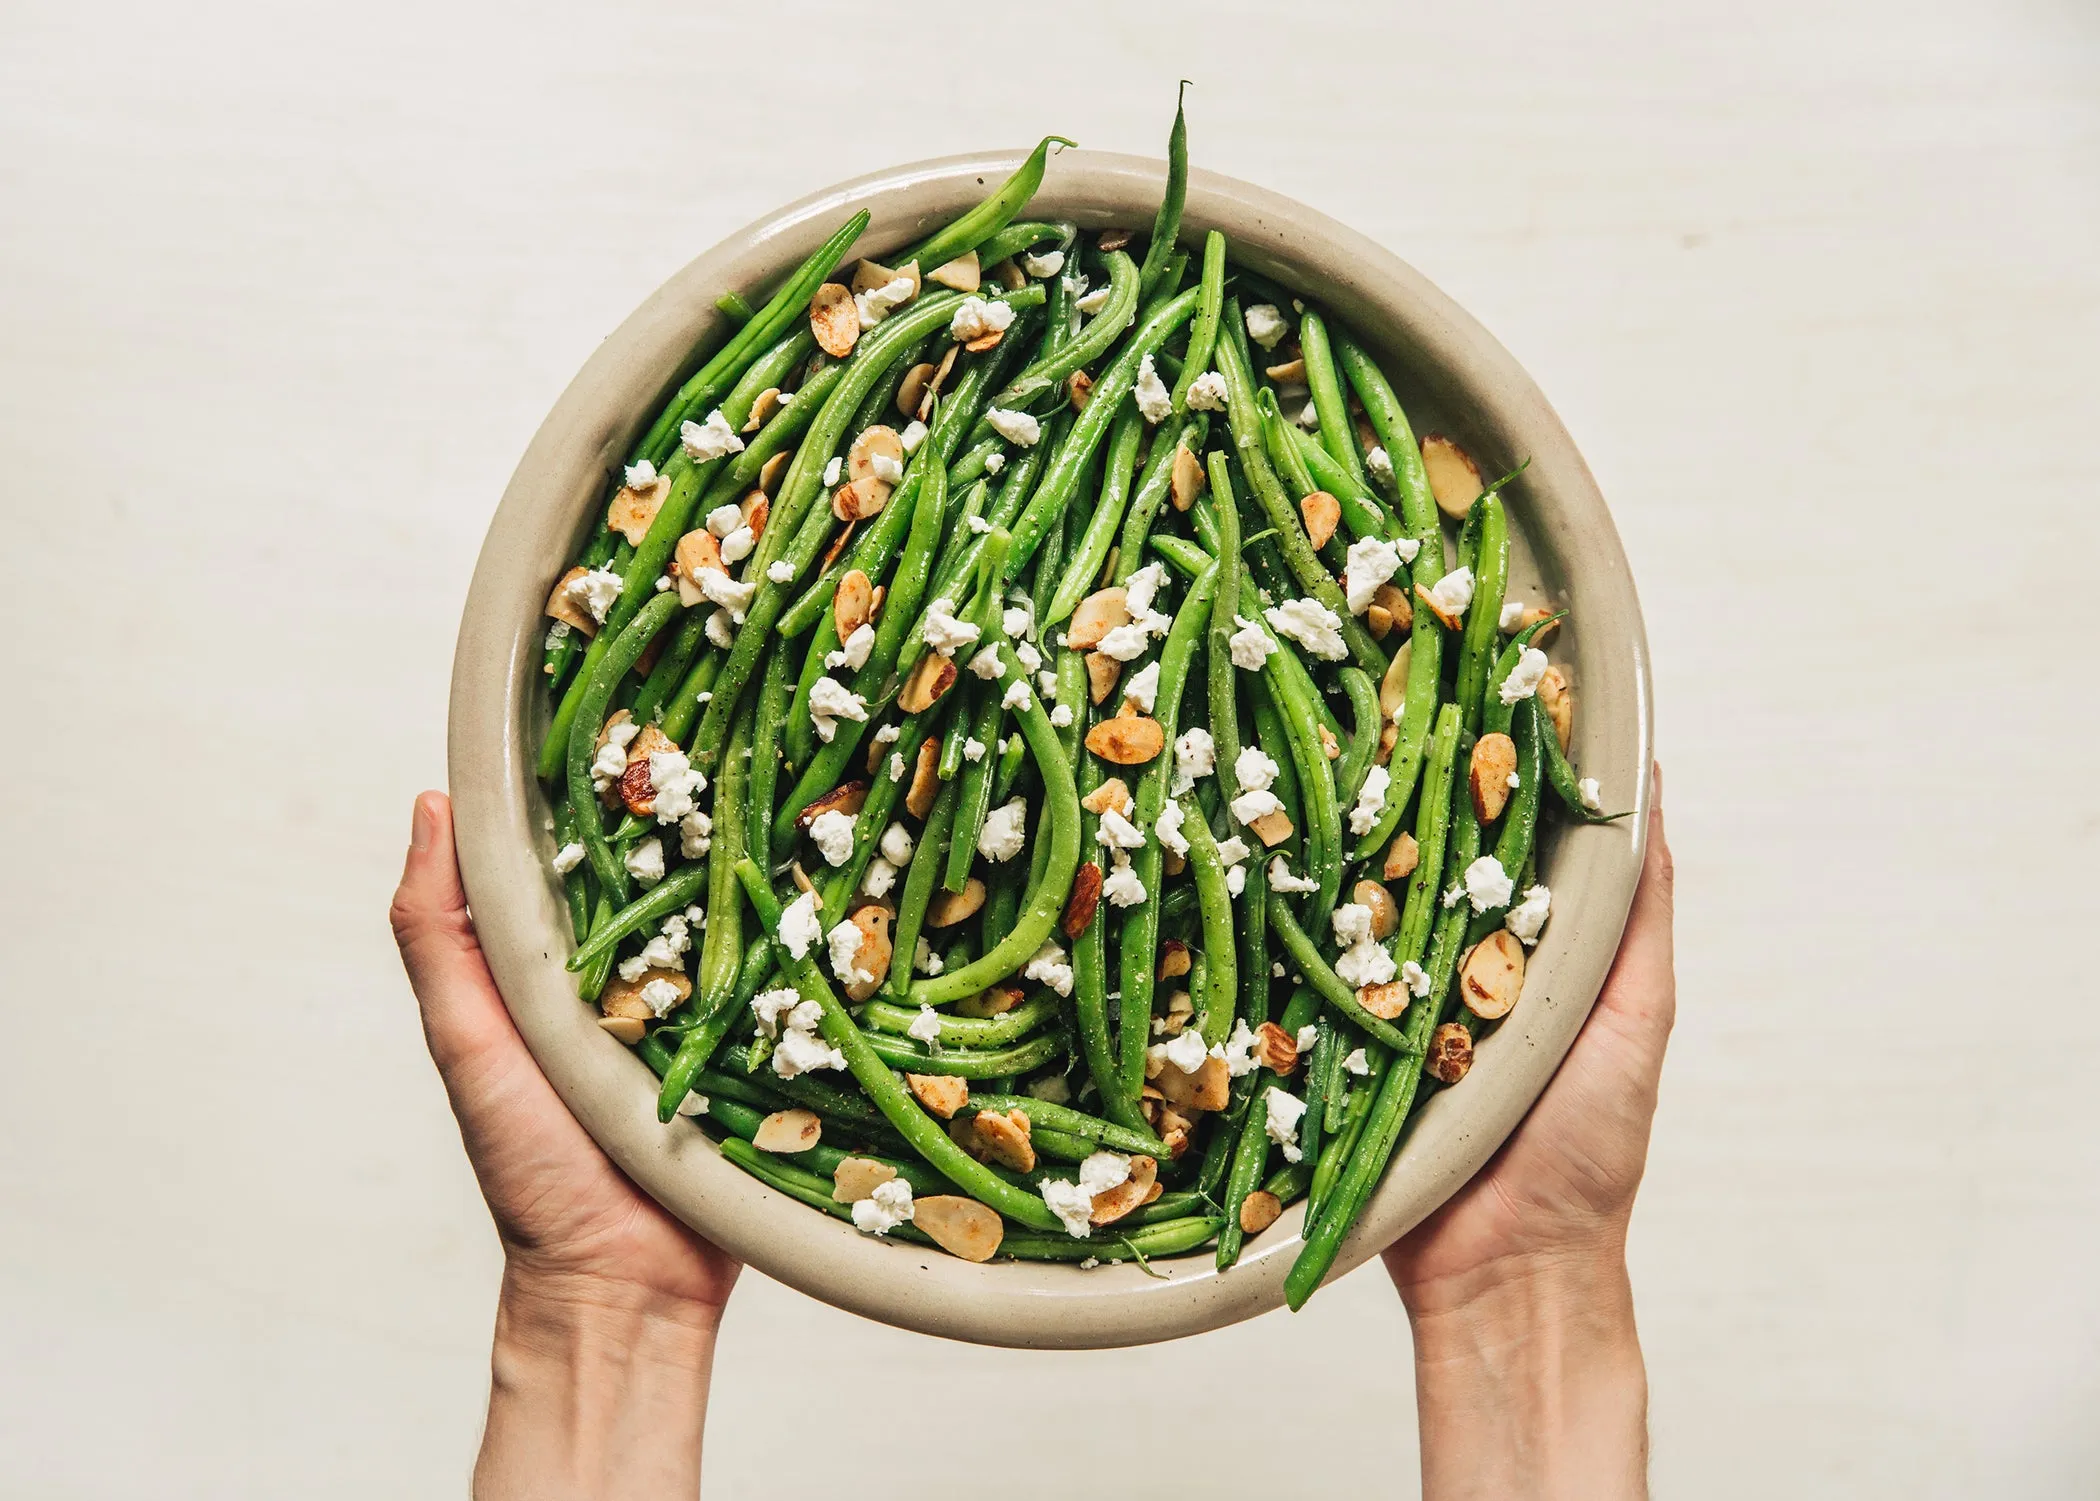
447, 146, 1652, 1349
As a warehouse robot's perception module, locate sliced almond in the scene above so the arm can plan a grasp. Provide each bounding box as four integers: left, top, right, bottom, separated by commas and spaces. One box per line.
1085, 706, 1166, 766
1318, 724, 1340, 761
1537, 666, 1573, 753
907, 1072, 970, 1119
896, 361, 937, 420
618, 723, 679, 817
809, 281, 859, 358
1140, 1180, 1163, 1208
1079, 778, 1130, 818
1162, 990, 1195, 1036
914, 1195, 1003, 1262
1062, 862, 1104, 938
905, 737, 942, 817
741, 387, 782, 434
1097, 227, 1134, 252
608, 475, 672, 546
970, 1108, 1036, 1172
1300, 490, 1341, 550
841, 905, 892, 1002
789, 861, 820, 904
1264, 357, 1308, 383
1415, 580, 1466, 631
1252, 1021, 1300, 1075
794, 779, 868, 831
821, 520, 857, 570
898, 651, 958, 714
1374, 582, 1412, 633
963, 328, 1004, 354
673, 529, 724, 608
752, 1107, 822, 1154
955, 984, 1022, 1019
1087, 1155, 1158, 1227
1421, 434, 1483, 522
1352, 878, 1400, 940
1358, 981, 1409, 1020
1163, 848, 1187, 876
597, 1015, 646, 1044
833, 569, 874, 638
852, 257, 919, 299
991, 257, 1026, 291
831, 1156, 897, 1203
1469, 732, 1518, 823
1157, 940, 1191, 980
926, 251, 981, 292
1376, 723, 1398, 766
593, 709, 635, 806
1248, 808, 1295, 848
1383, 831, 1420, 882
926, 343, 960, 402
1379, 639, 1412, 720
740, 489, 770, 541
1239, 1189, 1284, 1235
1085, 651, 1122, 704
868, 584, 886, 621
1170, 442, 1205, 511
1067, 370, 1094, 409
1426, 1022, 1474, 1084
758, 451, 789, 495
1460, 930, 1526, 1020
545, 566, 599, 635
1155, 1056, 1229, 1112
926, 878, 986, 928
599, 965, 689, 1022
1366, 604, 1394, 639
848, 425, 906, 485
832, 475, 892, 522
1516, 605, 1561, 643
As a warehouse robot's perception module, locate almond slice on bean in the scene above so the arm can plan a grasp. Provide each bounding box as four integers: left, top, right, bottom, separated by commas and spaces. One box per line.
1248, 809, 1295, 847
1156, 1056, 1228, 1112
914, 1195, 1004, 1262
1067, 370, 1094, 409
1358, 981, 1409, 1020
1264, 357, 1307, 383
1085, 651, 1122, 704
618, 724, 678, 816
545, 567, 599, 635
1537, 666, 1573, 752
673, 529, 724, 607
1080, 777, 1134, 818
1420, 434, 1482, 522
1097, 227, 1134, 252
926, 343, 960, 403
926, 878, 986, 929
848, 425, 905, 484
898, 651, 957, 713
1239, 1189, 1284, 1235
833, 569, 874, 637
1376, 723, 1398, 766
1515, 605, 1560, 643
1425, 1022, 1474, 1084
1383, 831, 1420, 881
1251, 1021, 1300, 1075
758, 451, 789, 495
851, 258, 919, 299
1318, 724, 1340, 760
1171, 443, 1205, 511
955, 984, 1022, 1019
970, 1108, 1036, 1172
905, 738, 941, 817
1068, 587, 1129, 650
1366, 605, 1394, 639
599, 965, 689, 1023
1088, 1155, 1157, 1226
1299, 490, 1341, 549
1157, 940, 1190, 980
832, 475, 892, 522
741, 387, 782, 434
896, 362, 937, 420
1085, 706, 1165, 766
1379, 639, 1412, 719
1414, 580, 1466, 631
740, 489, 770, 541
963, 328, 1004, 353
809, 281, 860, 358
831, 1156, 897, 1203
752, 1107, 822, 1153
1469, 732, 1518, 822
597, 1015, 646, 1044
1460, 930, 1525, 1019
907, 1073, 969, 1119
926, 251, 980, 292
1374, 582, 1412, 632
841, 905, 892, 1002
1061, 863, 1104, 938
794, 779, 868, 830
1351, 878, 1400, 940
608, 475, 672, 546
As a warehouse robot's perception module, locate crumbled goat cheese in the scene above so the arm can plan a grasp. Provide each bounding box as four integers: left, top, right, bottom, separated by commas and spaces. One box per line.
1097, 808, 1146, 851
1122, 661, 1161, 713
1332, 903, 1374, 947
1080, 1151, 1132, 1196
766, 560, 795, 584
1505, 884, 1553, 946
852, 1177, 915, 1236
1230, 788, 1283, 825
1228, 615, 1277, 670
1401, 960, 1431, 997
827, 919, 871, 987
1162, 1028, 1209, 1074
680, 809, 713, 859
1133, 354, 1172, 423
624, 838, 665, 885
1364, 445, 1395, 487
633, 913, 691, 972
1185, 370, 1229, 411
921, 598, 980, 654
1267, 857, 1318, 893
1049, 703, 1074, 728
1220, 1018, 1260, 1077
1578, 777, 1604, 812
900, 419, 928, 453
705, 609, 737, 648
1344, 1047, 1371, 1076
1102, 862, 1147, 908
1015, 641, 1043, 673
653, 575, 671, 592
962, 737, 987, 764
1236, 748, 1281, 793
679, 409, 744, 462
1508, 773, 1521, 789
705, 503, 744, 537
1498, 647, 1550, 705
1040, 1178, 1096, 1238
1022, 248, 1066, 278
750, 988, 802, 1037
1464, 855, 1515, 913
699, 570, 757, 620
569, 567, 623, 625
773, 1021, 847, 1079
647, 749, 706, 824
1039, 669, 1060, 695
1348, 764, 1391, 837
860, 857, 898, 899
1297, 401, 1321, 431
1500, 598, 1526, 631
1421, 566, 1476, 622
967, 514, 992, 534
676, 1090, 711, 1117
978, 798, 1029, 863
544, 620, 571, 652
967, 644, 1005, 680
869, 452, 903, 485
828, 623, 876, 673
906, 1005, 943, 1043
1025, 941, 1074, 997
626, 458, 660, 490
986, 407, 1041, 446
879, 822, 914, 865
1093, 622, 1153, 662
984, 452, 1006, 474
551, 842, 585, 875
888, 751, 907, 781
1073, 284, 1111, 315
1244, 303, 1290, 350
1000, 678, 1032, 712
1335, 937, 1396, 989
950, 296, 1016, 343
1154, 800, 1190, 857
1002, 602, 1034, 639
874, 724, 901, 748
638, 977, 684, 1017
1295, 1023, 1319, 1055
854, 275, 916, 329
1344, 537, 1404, 614
1216, 835, 1251, 868
1265, 597, 1349, 661
590, 717, 639, 790
1442, 884, 1466, 909
807, 676, 869, 742
776, 891, 821, 959
1264, 1088, 1309, 1162
1125, 562, 1168, 618
822, 456, 843, 487
1171, 728, 1216, 795
808, 809, 858, 867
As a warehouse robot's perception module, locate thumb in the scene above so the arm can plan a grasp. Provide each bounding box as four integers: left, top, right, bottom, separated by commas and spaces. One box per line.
389, 791, 513, 1079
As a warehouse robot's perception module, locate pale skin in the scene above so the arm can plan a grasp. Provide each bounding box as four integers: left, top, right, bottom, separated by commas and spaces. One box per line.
392, 768, 1674, 1500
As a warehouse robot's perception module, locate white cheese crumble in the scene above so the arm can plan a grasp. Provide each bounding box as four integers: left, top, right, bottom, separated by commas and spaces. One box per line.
1133, 353, 1172, 423
1024, 941, 1074, 997
1401, 960, 1431, 998
854, 274, 916, 329
1228, 614, 1277, 670
1123, 660, 1160, 713
921, 598, 980, 655
1000, 678, 1031, 712
822, 455, 843, 487
1267, 856, 1317, 893
1185, 369, 1228, 411
879, 822, 914, 865
1096, 808, 1146, 851
900, 419, 929, 453
808, 809, 858, 867
1244, 303, 1289, 350
962, 736, 987, 764
1344, 1047, 1371, 1076
852, 1177, 915, 1236
1049, 703, 1074, 728
869, 452, 904, 486
679, 409, 745, 463
1162, 1028, 1209, 1073
1016, 641, 1043, 673
1265, 597, 1349, 661
773, 1018, 847, 1078
676, 1090, 711, 1117
1102, 862, 1147, 908
1219, 1018, 1260, 1077
750, 988, 802, 1037
713, 523, 755, 564
907, 1005, 943, 1043
861, 857, 898, 899
1295, 1023, 1319, 1056
984, 452, 1005, 474
1344, 537, 1404, 614
1170, 728, 1216, 795
978, 797, 1029, 862
1040, 1178, 1096, 1238
1236, 748, 1281, 793
950, 296, 1016, 343
828, 623, 875, 673
986, 407, 1041, 446
1073, 284, 1111, 315
913, 937, 943, 975
1154, 800, 1190, 858
1094, 622, 1154, 662
1022, 248, 1066, 278
551, 842, 585, 875
966, 514, 992, 534
1500, 598, 1526, 631
827, 919, 871, 987
1335, 936, 1396, 989
766, 559, 796, 584
1348, 764, 1391, 837
1332, 903, 1374, 946
568, 567, 623, 625
646, 749, 707, 824
888, 751, 907, 782
1421, 566, 1476, 622
807, 676, 869, 743
635, 913, 691, 971
1364, 446, 1395, 488
1464, 855, 1515, 913
625, 458, 660, 489
1230, 789, 1283, 825
1498, 647, 1550, 705
1027, 1073, 1072, 1103
1505, 884, 1553, 946
1578, 777, 1604, 812
590, 717, 639, 791
967, 644, 1005, 680
705, 503, 744, 538
1002, 602, 1034, 639
699, 570, 757, 620
1264, 1088, 1309, 1162
623, 838, 665, 885
874, 724, 901, 747
679, 809, 712, 859
776, 891, 821, 959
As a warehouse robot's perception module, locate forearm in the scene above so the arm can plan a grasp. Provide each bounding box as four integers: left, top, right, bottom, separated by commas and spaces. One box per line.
1404, 1251, 1649, 1501
477, 1268, 719, 1500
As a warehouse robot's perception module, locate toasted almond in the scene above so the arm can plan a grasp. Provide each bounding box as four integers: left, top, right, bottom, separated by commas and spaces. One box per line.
1469, 732, 1518, 823
991, 257, 1026, 291
1264, 357, 1308, 383
599, 964, 688, 1022
868, 584, 886, 620
1537, 666, 1573, 752
1248, 808, 1295, 847
963, 329, 1004, 353
1163, 848, 1187, 876
1157, 940, 1191, 980
1379, 639, 1412, 720
971, 1108, 1036, 1172
1080, 777, 1134, 818
1383, 831, 1420, 882
926, 878, 987, 928
741, 387, 782, 433
896, 361, 937, 420
1098, 545, 1120, 587
1239, 1189, 1284, 1235
794, 779, 868, 831
1085, 651, 1122, 704
1088, 1155, 1159, 1226
821, 520, 856, 570
1460, 930, 1526, 1020
914, 1194, 1003, 1262
608, 475, 672, 546
618, 724, 678, 816
758, 451, 789, 495
1358, 981, 1409, 1020
1300, 490, 1341, 549
674, 527, 723, 595
841, 905, 892, 1002
852, 257, 919, 299
833, 569, 874, 638
927, 343, 960, 401
752, 1107, 822, 1154
832, 475, 892, 522
1354, 411, 1377, 452
1085, 707, 1166, 766
1157, 1056, 1229, 1112
1415, 580, 1466, 631
905, 737, 941, 817
908, 1072, 970, 1119
1159, 1118, 1193, 1159
1140, 1180, 1164, 1208
545, 567, 599, 635
1067, 369, 1094, 409
848, 424, 905, 485
1516, 605, 1561, 643
1162, 989, 1195, 1036
1062, 863, 1104, 938
898, 651, 958, 713
1374, 583, 1412, 634
1421, 434, 1483, 522
926, 251, 981, 292
1352, 878, 1400, 941
955, 984, 1023, 1019
1170, 442, 1205, 511
1318, 724, 1340, 761
789, 861, 820, 904
635, 631, 664, 679
1252, 1021, 1300, 1075
1366, 604, 1394, 639
1097, 227, 1134, 252
809, 281, 859, 358
1426, 1022, 1474, 1084
739, 489, 770, 542
831, 1156, 897, 1203
594, 1014, 643, 1044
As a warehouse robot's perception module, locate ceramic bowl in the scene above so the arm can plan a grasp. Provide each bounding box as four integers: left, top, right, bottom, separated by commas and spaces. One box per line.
448, 147, 1652, 1349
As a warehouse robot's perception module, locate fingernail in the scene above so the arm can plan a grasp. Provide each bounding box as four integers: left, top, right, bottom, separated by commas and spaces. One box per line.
411, 794, 434, 853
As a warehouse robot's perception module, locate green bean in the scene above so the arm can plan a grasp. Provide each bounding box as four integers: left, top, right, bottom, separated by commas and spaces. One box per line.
998, 1216, 1220, 1263
1030, 1124, 1097, 1162
966, 1095, 1168, 1156
1462, 699, 1548, 944
1248, 680, 1305, 863
888, 775, 960, 999
552, 800, 596, 945
1481, 612, 1565, 739
1297, 308, 1364, 488
1110, 414, 1204, 590
1284, 422, 1395, 540
895, 136, 1074, 274
1263, 1159, 1313, 1204
655, 937, 775, 1120
1395, 705, 1463, 967
945, 684, 1006, 893
1070, 717, 1134, 1129
973, 220, 1074, 271
1175, 797, 1240, 1051
861, 1029, 1060, 1078
784, 611, 836, 773
1168, 230, 1227, 413
543, 530, 619, 690
1215, 984, 1318, 1269
1454, 493, 1508, 737
563, 591, 682, 900
991, 732, 1029, 803
713, 290, 754, 327
1305, 1058, 1374, 1225
706, 1096, 947, 1197
1538, 702, 1630, 823
1118, 560, 1221, 1097
1332, 331, 1436, 539
1332, 667, 1381, 819
732, 858, 1064, 1231
1028, 473, 1070, 628
819, 714, 940, 914
987, 252, 1137, 414
677, 1063, 791, 1117
1267, 896, 1414, 1053
565, 862, 708, 973
861, 993, 1056, 1047
1203, 452, 1246, 788
745, 642, 794, 875
1054, 646, 1087, 763
695, 696, 753, 1018
628, 599, 710, 729
1136, 82, 1190, 301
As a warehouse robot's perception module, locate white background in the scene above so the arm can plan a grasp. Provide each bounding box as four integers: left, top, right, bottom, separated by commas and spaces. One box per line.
4, 1, 2096, 1495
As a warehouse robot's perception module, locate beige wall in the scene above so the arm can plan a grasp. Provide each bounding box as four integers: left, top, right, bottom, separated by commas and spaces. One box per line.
3, 0, 2095, 1494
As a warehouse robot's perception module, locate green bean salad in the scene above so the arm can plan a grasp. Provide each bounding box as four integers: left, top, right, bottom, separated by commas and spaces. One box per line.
534, 97, 1624, 1306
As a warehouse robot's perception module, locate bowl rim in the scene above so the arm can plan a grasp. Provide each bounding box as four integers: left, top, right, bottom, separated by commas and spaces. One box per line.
447, 144, 1653, 1349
